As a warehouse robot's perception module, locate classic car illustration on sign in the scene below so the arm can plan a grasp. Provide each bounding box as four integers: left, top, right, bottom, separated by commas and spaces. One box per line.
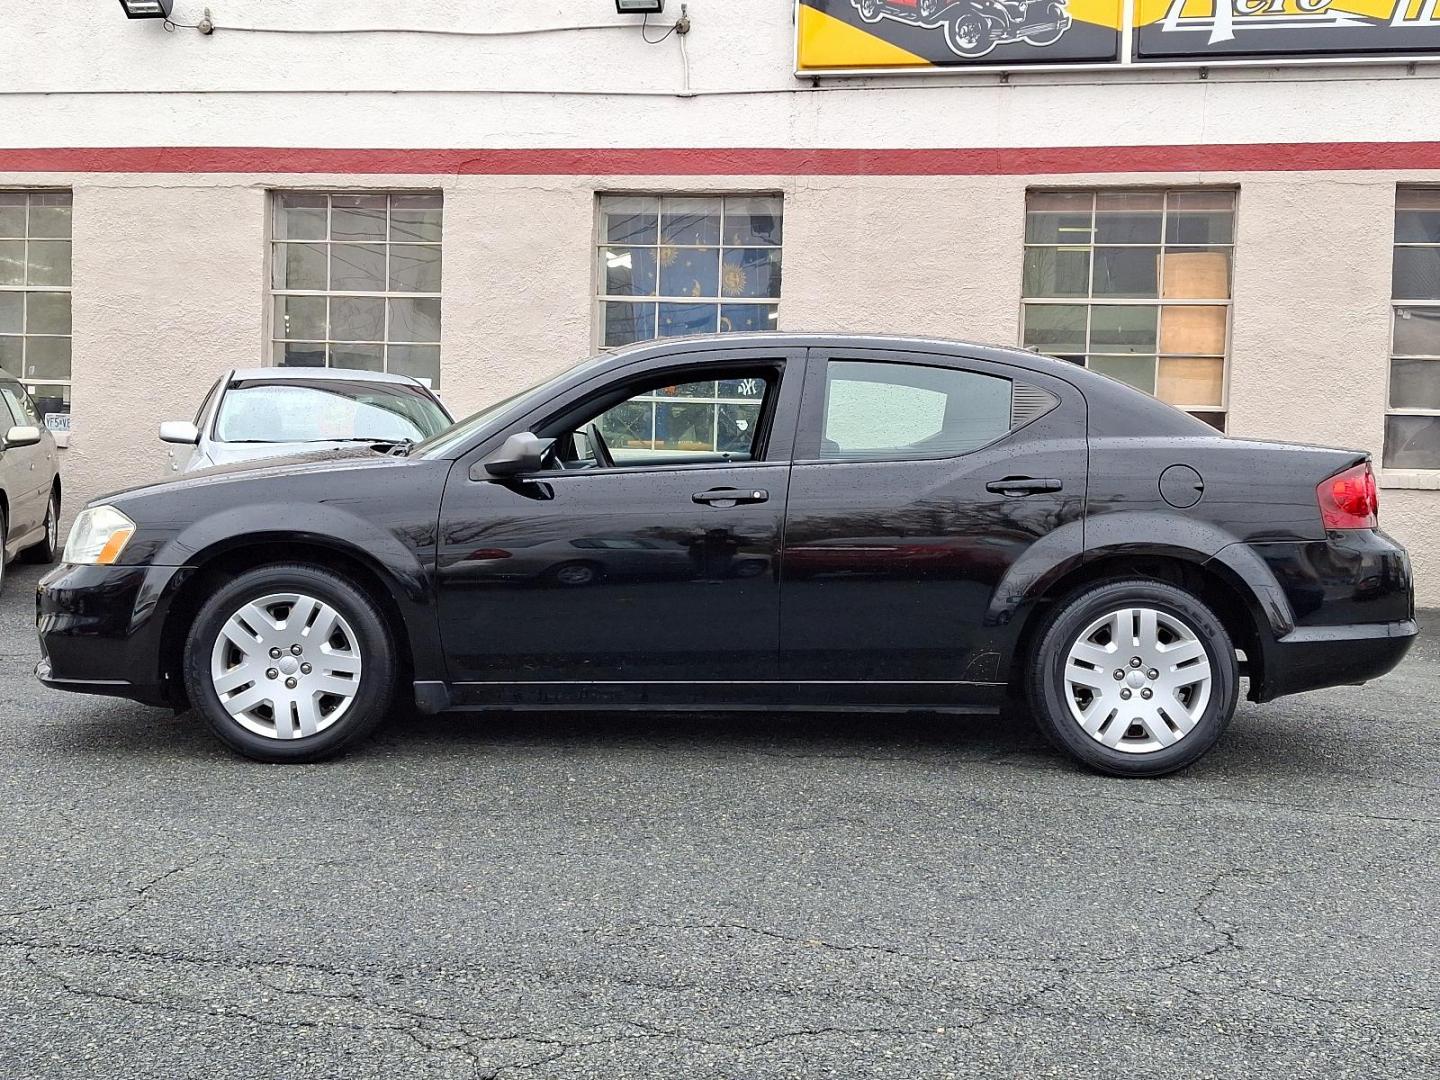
797, 0, 1440, 71
851, 0, 1073, 58
799, 0, 1116, 66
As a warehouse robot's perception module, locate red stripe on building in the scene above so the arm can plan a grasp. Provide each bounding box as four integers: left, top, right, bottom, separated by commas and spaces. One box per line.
2, 143, 1440, 174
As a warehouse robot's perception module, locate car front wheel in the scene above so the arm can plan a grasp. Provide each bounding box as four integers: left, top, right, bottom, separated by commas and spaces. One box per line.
1026, 579, 1238, 777
20, 491, 59, 564
183, 563, 396, 763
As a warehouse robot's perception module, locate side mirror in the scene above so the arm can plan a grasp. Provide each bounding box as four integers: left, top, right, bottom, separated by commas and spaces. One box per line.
475, 432, 554, 479
2, 425, 41, 449
159, 420, 200, 445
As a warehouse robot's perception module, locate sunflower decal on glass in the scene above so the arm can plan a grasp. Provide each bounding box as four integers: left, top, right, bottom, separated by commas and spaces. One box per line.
598, 194, 782, 347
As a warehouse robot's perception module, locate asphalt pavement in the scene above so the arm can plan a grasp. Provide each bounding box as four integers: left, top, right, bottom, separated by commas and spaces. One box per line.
0, 561, 1435, 1079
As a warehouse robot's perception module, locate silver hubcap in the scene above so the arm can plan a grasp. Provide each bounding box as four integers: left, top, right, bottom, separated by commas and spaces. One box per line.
209, 592, 363, 740
45, 499, 55, 549
1062, 606, 1213, 754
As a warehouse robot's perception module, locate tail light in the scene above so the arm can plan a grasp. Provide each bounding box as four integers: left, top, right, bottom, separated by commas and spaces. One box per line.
1317, 461, 1378, 530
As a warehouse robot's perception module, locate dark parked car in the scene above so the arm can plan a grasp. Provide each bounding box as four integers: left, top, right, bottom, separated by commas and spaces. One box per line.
36, 334, 1415, 776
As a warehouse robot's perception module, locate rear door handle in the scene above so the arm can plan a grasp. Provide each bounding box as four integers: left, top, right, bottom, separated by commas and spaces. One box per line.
986, 476, 1062, 496
693, 487, 768, 507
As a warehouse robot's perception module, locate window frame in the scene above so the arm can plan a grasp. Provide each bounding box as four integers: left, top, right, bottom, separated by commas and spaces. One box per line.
0, 189, 72, 424
591, 191, 784, 352
1018, 187, 1236, 426
454, 346, 808, 478
1386, 185, 1440, 473
266, 189, 444, 386
793, 350, 1044, 465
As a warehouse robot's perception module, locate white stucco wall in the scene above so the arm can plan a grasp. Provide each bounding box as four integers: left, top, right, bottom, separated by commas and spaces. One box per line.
3, 0, 1437, 600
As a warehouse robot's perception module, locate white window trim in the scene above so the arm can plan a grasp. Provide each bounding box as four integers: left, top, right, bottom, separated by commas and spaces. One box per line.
1385, 191, 1440, 471
0, 189, 72, 420
267, 190, 444, 382
591, 191, 784, 353
1018, 187, 1236, 419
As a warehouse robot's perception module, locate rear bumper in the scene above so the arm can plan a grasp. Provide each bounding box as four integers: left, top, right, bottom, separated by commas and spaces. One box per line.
35, 562, 193, 708
1258, 618, 1418, 700
1209, 530, 1415, 701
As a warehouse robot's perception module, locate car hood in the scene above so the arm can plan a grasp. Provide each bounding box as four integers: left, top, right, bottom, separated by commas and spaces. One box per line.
98, 444, 418, 505
200, 440, 387, 470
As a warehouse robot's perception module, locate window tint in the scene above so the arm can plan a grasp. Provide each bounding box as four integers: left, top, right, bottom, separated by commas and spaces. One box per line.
819, 361, 1012, 459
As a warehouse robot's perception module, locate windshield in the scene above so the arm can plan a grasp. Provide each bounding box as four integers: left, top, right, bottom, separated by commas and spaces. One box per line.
214, 380, 451, 444
412, 353, 608, 458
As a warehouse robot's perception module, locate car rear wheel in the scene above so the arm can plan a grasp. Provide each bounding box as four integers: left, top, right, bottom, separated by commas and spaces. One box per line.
945, 12, 995, 57
0, 507, 8, 594
20, 491, 59, 564
182, 563, 396, 763
1026, 579, 1238, 777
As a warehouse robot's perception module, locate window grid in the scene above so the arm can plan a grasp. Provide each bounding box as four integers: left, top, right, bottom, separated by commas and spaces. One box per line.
1385, 187, 1440, 469
594, 194, 783, 351
269, 192, 443, 388
0, 190, 72, 423
1019, 188, 1235, 425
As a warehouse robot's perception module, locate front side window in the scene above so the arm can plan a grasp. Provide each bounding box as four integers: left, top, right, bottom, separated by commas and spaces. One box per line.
0, 191, 71, 426
818, 361, 1013, 459
596, 194, 782, 348
214, 380, 450, 445
1021, 188, 1234, 431
1387, 187, 1440, 469
550, 370, 777, 470
0, 381, 41, 428
270, 192, 443, 388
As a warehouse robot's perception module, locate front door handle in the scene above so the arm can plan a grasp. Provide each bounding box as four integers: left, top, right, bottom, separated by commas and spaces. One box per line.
693, 487, 768, 507
986, 476, 1062, 496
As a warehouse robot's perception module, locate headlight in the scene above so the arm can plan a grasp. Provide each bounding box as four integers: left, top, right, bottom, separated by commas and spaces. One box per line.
63, 506, 137, 565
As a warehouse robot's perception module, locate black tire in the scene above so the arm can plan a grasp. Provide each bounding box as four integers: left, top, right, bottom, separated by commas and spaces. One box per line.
0, 506, 8, 594
1025, 579, 1238, 778
182, 563, 396, 763
857, 0, 884, 22
919, 0, 946, 18
20, 490, 59, 564
945, 12, 995, 57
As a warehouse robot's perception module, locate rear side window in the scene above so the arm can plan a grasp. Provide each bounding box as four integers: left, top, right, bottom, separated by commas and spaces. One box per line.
819, 361, 1013, 459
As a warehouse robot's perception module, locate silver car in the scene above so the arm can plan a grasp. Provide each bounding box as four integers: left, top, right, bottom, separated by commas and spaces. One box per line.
159, 367, 453, 475
0, 368, 60, 593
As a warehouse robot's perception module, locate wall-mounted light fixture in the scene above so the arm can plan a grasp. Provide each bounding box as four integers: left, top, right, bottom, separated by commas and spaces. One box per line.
118, 0, 174, 17
615, 0, 665, 13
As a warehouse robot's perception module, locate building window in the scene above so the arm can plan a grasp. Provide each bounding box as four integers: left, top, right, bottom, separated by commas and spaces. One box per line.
0, 191, 71, 426
270, 192, 443, 388
1020, 189, 1234, 430
595, 193, 782, 349
1386, 187, 1440, 470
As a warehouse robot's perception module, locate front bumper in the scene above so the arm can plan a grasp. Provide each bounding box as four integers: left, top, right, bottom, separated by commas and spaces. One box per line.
36, 562, 194, 708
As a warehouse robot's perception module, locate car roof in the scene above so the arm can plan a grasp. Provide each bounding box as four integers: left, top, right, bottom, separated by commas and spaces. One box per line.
608, 331, 1068, 372
601, 332, 1213, 437
228, 367, 427, 388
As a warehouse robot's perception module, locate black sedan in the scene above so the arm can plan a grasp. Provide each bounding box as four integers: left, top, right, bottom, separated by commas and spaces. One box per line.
36, 335, 1416, 776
